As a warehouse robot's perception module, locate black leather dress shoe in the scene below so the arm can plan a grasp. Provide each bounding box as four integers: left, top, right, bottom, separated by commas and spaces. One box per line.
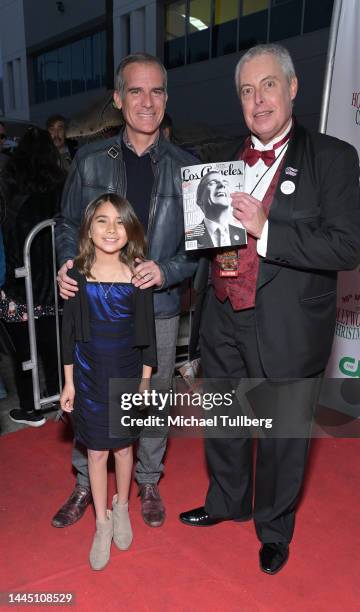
179, 506, 231, 526
259, 543, 289, 575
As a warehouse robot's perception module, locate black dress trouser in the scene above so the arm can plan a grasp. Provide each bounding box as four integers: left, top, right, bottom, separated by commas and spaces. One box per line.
201, 289, 320, 544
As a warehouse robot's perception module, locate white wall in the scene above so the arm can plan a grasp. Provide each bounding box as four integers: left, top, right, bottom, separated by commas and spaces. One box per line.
0, 0, 29, 119
113, 0, 158, 66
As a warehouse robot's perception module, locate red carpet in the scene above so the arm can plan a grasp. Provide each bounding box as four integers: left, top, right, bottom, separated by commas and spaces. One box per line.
0, 421, 359, 611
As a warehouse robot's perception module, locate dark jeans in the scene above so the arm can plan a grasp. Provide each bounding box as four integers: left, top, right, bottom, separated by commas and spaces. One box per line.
5, 316, 60, 412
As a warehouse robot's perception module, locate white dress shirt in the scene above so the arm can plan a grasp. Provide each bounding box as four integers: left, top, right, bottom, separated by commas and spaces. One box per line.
203, 217, 231, 247
242, 120, 292, 257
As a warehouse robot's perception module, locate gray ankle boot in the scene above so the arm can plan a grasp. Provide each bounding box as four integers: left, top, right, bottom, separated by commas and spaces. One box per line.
112, 495, 133, 550
89, 509, 113, 570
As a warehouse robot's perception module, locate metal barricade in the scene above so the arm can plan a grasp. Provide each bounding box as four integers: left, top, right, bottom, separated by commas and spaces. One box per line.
14, 219, 62, 410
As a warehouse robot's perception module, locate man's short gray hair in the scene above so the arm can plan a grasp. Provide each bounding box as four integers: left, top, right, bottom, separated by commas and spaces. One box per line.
235, 44, 296, 97
115, 53, 167, 98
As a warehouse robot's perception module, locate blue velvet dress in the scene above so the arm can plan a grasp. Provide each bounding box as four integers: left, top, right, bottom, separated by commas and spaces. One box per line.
73, 282, 142, 450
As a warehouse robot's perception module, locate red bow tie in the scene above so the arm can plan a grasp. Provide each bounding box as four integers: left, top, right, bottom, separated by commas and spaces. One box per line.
243, 148, 275, 167
242, 133, 290, 167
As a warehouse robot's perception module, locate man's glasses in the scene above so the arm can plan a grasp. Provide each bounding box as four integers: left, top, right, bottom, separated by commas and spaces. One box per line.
0, 134, 6, 141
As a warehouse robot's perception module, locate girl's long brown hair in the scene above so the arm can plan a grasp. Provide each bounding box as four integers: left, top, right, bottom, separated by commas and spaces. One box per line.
75, 193, 146, 279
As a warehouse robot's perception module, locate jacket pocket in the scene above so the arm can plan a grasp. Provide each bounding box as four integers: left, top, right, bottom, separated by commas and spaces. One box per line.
292, 208, 320, 220
301, 290, 336, 303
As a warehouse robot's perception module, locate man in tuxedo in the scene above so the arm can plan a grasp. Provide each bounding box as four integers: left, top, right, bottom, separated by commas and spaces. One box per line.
191, 171, 245, 248
180, 44, 360, 574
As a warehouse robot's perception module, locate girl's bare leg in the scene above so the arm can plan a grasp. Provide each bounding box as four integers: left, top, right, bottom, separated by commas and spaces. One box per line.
112, 446, 133, 550
114, 445, 133, 503
88, 449, 109, 521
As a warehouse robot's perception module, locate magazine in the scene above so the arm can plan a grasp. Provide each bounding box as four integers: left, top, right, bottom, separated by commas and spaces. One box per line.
181, 161, 247, 251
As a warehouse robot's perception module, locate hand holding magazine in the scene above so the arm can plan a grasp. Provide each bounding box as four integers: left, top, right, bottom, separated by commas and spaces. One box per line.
181, 161, 247, 251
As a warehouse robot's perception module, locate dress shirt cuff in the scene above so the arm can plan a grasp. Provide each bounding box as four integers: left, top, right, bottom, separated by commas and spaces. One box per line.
257, 220, 269, 257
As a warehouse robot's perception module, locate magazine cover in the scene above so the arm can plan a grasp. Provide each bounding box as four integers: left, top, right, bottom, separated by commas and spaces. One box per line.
181, 161, 247, 251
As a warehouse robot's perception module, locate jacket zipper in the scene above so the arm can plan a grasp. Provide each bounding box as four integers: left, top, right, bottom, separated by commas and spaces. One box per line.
146, 159, 160, 253
118, 158, 126, 197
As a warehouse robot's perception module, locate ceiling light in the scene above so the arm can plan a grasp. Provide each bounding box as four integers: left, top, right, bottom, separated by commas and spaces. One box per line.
181, 14, 208, 31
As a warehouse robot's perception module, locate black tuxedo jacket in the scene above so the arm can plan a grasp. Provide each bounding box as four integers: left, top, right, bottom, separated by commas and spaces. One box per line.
190, 121, 360, 377
192, 220, 245, 249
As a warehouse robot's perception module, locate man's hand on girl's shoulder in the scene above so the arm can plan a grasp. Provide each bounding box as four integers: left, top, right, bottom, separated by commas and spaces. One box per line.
132, 258, 164, 289
57, 259, 79, 299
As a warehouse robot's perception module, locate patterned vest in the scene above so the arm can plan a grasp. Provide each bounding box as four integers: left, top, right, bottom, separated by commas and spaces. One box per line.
211, 148, 285, 311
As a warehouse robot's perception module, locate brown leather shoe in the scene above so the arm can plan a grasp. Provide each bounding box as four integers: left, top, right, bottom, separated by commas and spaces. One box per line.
51, 485, 92, 528
138, 484, 165, 527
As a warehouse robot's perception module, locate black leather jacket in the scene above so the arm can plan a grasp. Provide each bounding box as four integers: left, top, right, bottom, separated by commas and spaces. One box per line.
55, 131, 198, 318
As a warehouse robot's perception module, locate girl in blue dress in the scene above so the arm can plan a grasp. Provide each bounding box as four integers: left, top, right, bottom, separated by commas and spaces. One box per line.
60, 193, 156, 570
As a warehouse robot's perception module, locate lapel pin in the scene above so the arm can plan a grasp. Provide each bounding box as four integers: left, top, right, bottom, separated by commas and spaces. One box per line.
280, 180, 296, 195
285, 166, 298, 177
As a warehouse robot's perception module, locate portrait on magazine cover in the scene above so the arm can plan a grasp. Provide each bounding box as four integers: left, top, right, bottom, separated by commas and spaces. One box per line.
182, 162, 247, 251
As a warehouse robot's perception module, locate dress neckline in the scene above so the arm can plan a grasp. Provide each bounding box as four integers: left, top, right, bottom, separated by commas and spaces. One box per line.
86, 280, 133, 285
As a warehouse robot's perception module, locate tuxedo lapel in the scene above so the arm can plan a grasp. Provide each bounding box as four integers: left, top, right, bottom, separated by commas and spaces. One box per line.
269, 122, 306, 222
257, 122, 307, 291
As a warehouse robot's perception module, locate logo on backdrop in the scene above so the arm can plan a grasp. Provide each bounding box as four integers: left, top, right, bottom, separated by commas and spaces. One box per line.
339, 356, 360, 377
335, 296, 360, 341
335, 279, 360, 378
351, 91, 360, 126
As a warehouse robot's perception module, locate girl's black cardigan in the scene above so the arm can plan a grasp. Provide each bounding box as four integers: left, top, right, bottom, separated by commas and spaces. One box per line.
61, 266, 157, 368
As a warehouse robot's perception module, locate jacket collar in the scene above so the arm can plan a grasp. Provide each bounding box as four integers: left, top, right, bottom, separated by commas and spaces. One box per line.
119, 127, 168, 164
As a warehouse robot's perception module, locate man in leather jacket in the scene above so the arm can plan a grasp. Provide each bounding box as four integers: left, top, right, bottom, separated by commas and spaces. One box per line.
53, 53, 197, 529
